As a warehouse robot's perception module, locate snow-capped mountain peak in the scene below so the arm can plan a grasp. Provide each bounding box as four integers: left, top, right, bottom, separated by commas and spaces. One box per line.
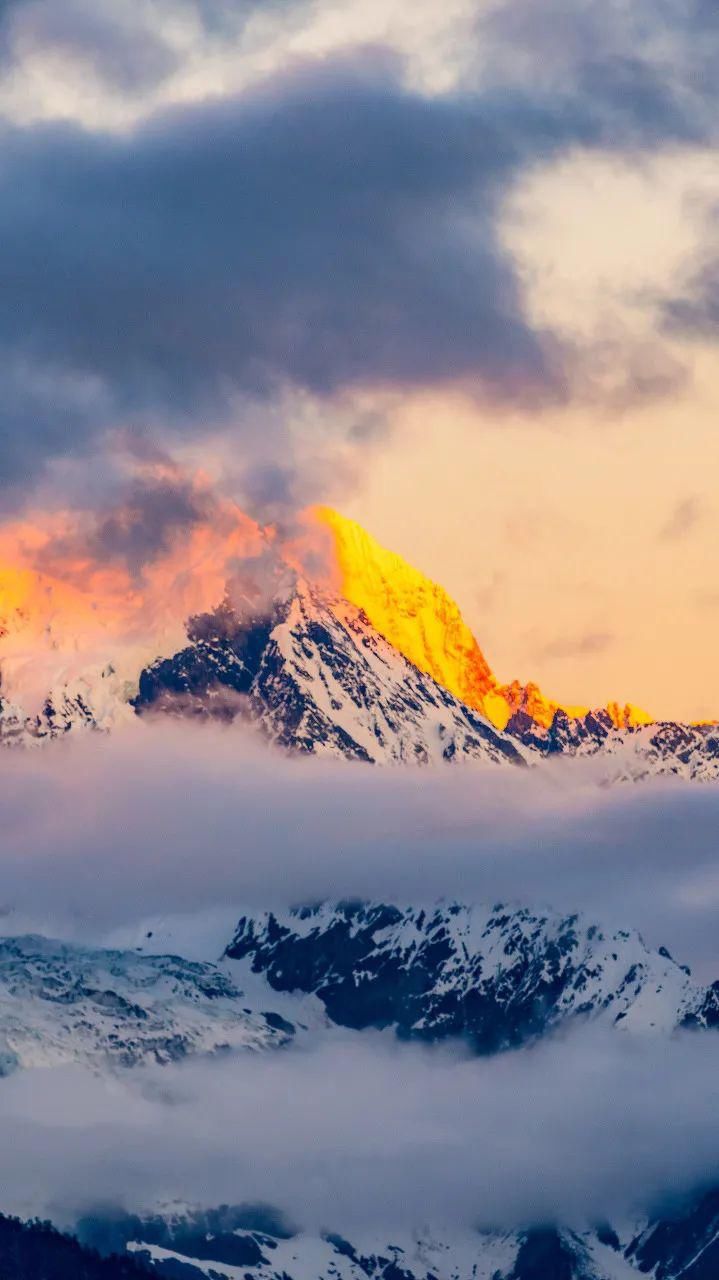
227, 899, 715, 1051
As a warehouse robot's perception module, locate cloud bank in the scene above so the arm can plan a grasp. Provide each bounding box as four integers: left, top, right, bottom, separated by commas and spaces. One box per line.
1, 721, 718, 978
0, 0, 715, 507
0, 1027, 718, 1233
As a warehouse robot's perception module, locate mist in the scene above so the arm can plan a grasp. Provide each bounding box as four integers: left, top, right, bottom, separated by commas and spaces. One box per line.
0, 720, 717, 1236
0, 719, 718, 977
0, 1026, 716, 1233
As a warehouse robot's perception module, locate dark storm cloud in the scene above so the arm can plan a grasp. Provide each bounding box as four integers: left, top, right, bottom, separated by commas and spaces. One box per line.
0, 50, 565, 427
0, 1, 714, 497
0, 49, 558, 491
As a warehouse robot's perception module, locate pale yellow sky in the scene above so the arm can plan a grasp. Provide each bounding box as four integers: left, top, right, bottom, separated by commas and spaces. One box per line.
344, 153, 719, 723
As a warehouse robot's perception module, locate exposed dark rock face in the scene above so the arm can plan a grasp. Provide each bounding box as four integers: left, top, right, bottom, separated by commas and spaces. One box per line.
134, 588, 525, 767
227, 900, 706, 1052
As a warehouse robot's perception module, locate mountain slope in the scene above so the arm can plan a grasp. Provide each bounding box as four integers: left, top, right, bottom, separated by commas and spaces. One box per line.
129, 530, 719, 779
135, 584, 525, 767
0, 935, 293, 1073
226, 900, 708, 1051
76, 1207, 640, 1280
317, 508, 653, 734
1, 507, 718, 779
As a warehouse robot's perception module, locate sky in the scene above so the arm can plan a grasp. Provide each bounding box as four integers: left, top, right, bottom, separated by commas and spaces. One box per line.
0, 0, 717, 719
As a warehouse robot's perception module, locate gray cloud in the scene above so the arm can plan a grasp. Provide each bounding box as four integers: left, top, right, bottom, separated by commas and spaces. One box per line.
480, 0, 718, 126
662, 202, 719, 341
0, 0, 293, 89
0, 0, 178, 88
659, 496, 704, 542
0, 8, 713, 501
1, 723, 719, 979
36, 470, 219, 580
0, 1028, 718, 1232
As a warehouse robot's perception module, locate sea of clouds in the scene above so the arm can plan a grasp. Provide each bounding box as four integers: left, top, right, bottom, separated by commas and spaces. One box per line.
0, 719, 718, 1233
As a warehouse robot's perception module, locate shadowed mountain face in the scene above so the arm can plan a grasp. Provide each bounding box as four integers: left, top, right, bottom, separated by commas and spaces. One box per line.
3, 1182, 718, 1280
226, 900, 711, 1050
0, 900, 718, 1280
70, 1196, 719, 1280
0, 507, 718, 779
0, 1214, 152, 1280
134, 586, 526, 768
131, 585, 719, 780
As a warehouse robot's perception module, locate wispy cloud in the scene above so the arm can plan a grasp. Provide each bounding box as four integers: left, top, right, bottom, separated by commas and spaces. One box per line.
659, 496, 704, 542
538, 630, 613, 661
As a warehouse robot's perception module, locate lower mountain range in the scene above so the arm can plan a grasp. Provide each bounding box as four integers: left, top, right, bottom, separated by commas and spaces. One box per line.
0, 900, 717, 1279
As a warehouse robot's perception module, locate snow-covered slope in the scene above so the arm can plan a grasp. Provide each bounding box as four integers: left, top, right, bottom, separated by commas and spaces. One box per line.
0, 505, 717, 780
507, 706, 719, 782
0, 662, 138, 747
133, 587, 719, 780
227, 900, 713, 1050
124, 1221, 640, 1280
135, 584, 525, 767
71, 1203, 686, 1280
0, 935, 294, 1073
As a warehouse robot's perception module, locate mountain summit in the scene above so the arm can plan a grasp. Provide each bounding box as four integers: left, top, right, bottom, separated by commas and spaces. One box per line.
315, 507, 653, 734
0, 505, 718, 778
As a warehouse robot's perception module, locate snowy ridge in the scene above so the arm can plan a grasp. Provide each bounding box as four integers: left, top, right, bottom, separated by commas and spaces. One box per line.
0, 935, 293, 1073
508, 706, 719, 782
0, 665, 135, 746
85, 1210, 650, 1280
227, 900, 712, 1050
135, 585, 719, 780
1, 570, 718, 782
125, 1223, 638, 1280
136, 583, 525, 768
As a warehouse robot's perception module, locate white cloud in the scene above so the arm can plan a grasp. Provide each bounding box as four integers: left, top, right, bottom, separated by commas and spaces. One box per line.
0, 720, 717, 980
0, 1025, 718, 1232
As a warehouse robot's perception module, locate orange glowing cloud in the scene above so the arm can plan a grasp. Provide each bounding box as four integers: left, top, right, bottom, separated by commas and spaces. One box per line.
0, 473, 676, 731
0, 466, 272, 710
